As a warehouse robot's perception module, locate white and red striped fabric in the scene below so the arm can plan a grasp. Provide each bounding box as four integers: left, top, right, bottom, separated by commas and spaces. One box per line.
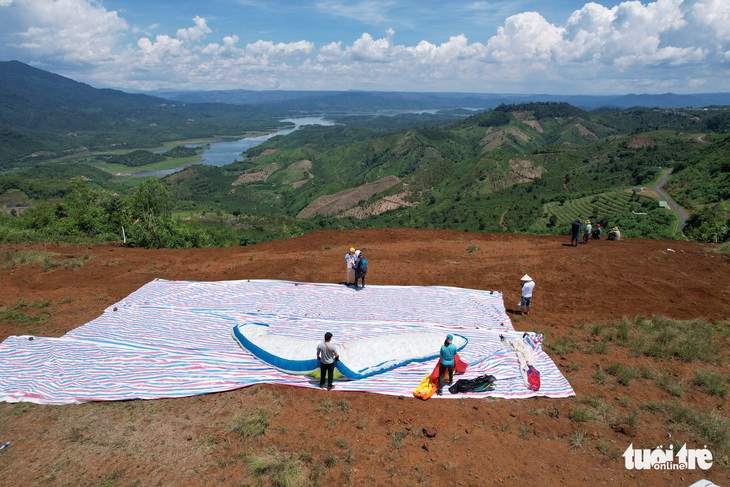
0, 279, 574, 404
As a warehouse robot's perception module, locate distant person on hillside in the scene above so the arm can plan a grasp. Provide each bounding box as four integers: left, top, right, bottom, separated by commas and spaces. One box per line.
316, 332, 339, 391
345, 247, 356, 287
354, 250, 368, 289
520, 274, 535, 315
608, 226, 622, 241
583, 220, 592, 244
592, 223, 603, 239
570, 219, 582, 247
436, 334, 458, 396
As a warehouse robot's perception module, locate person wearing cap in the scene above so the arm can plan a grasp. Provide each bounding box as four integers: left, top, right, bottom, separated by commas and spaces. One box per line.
593, 223, 603, 239
583, 220, 592, 244
520, 274, 535, 315
437, 334, 458, 395
608, 226, 621, 241
345, 247, 356, 287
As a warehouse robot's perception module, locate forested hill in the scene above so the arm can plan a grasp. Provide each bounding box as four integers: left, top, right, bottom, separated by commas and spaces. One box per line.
0, 61, 283, 164
152, 87, 730, 111
0, 61, 728, 249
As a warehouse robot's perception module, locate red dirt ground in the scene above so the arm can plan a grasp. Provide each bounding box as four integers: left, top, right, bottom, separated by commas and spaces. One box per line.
0, 229, 728, 486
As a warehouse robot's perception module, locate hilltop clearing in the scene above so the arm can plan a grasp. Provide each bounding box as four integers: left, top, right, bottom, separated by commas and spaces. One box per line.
0, 229, 728, 486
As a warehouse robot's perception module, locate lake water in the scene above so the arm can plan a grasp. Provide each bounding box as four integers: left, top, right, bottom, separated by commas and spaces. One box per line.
132, 117, 334, 177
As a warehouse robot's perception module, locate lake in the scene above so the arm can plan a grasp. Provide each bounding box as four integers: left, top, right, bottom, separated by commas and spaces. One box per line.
132, 117, 334, 177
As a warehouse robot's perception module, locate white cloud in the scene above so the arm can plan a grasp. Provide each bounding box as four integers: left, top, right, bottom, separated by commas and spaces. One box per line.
347, 28, 396, 62
245, 39, 315, 57
486, 12, 565, 62
0, 0, 127, 63
0, 0, 728, 93
692, 0, 730, 41
176, 16, 211, 44
316, 41, 345, 62
315, 0, 394, 24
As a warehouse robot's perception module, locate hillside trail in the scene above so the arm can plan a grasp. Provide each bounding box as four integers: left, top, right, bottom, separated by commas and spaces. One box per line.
0, 229, 728, 487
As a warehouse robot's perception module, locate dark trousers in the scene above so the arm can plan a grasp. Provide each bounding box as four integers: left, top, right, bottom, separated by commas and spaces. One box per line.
356, 273, 366, 288
319, 361, 335, 388
438, 363, 454, 392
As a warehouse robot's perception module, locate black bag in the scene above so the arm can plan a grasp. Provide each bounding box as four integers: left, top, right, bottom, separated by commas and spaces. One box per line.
448, 374, 497, 394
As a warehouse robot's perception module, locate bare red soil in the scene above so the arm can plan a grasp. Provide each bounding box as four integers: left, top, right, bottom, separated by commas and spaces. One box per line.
0, 229, 728, 486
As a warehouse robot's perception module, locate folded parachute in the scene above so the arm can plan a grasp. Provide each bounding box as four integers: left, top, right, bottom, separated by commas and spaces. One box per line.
232, 322, 467, 380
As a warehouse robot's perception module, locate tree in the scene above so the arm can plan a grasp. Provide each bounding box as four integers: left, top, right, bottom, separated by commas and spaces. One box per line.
683, 204, 729, 243
125, 178, 174, 248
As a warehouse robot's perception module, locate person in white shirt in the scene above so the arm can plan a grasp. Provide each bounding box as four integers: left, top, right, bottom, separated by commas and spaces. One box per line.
345, 247, 356, 286
520, 274, 535, 315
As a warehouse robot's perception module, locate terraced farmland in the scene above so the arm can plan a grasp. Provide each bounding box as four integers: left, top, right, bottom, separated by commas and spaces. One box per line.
544, 190, 641, 226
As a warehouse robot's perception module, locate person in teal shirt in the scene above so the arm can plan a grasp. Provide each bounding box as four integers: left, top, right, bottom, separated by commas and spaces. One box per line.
437, 334, 457, 395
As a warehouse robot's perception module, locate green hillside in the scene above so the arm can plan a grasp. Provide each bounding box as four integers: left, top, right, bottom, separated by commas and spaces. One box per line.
0, 61, 728, 248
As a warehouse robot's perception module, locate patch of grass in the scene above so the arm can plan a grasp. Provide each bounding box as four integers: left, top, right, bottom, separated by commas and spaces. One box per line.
693, 370, 728, 397
637, 400, 728, 459
569, 430, 587, 450
518, 424, 531, 439
8, 402, 35, 416
232, 409, 270, 438
713, 242, 730, 253
545, 334, 579, 355
248, 448, 309, 487
466, 245, 480, 253
391, 431, 405, 449
621, 411, 639, 428
658, 375, 685, 398
594, 366, 607, 385
621, 316, 723, 364
63, 426, 89, 444
586, 341, 609, 354
315, 397, 333, 414
200, 433, 220, 447
323, 453, 337, 468
98, 468, 126, 487
335, 437, 347, 449
569, 407, 588, 423
0, 250, 56, 268
639, 366, 659, 381
605, 363, 639, 386
667, 403, 729, 456
336, 399, 351, 413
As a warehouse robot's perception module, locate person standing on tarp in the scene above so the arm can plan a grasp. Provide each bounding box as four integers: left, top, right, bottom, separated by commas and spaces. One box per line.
345, 247, 356, 287
353, 249, 368, 289
520, 274, 535, 315
316, 332, 339, 391
437, 334, 457, 396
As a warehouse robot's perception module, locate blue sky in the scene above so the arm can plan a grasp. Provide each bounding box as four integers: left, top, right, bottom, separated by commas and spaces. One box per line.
0, 0, 728, 94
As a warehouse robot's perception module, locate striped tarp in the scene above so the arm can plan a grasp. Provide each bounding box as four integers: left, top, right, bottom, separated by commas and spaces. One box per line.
0, 279, 574, 404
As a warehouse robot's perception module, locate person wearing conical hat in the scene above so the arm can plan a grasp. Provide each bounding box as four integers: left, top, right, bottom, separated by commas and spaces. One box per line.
520, 274, 535, 315
345, 247, 356, 287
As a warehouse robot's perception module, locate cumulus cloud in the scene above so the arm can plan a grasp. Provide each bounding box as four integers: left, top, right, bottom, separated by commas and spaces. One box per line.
176, 16, 211, 44
0, 0, 127, 63
0, 0, 728, 93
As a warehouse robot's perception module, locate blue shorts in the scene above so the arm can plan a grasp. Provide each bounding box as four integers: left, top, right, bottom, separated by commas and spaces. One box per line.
520, 296, 532, 307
